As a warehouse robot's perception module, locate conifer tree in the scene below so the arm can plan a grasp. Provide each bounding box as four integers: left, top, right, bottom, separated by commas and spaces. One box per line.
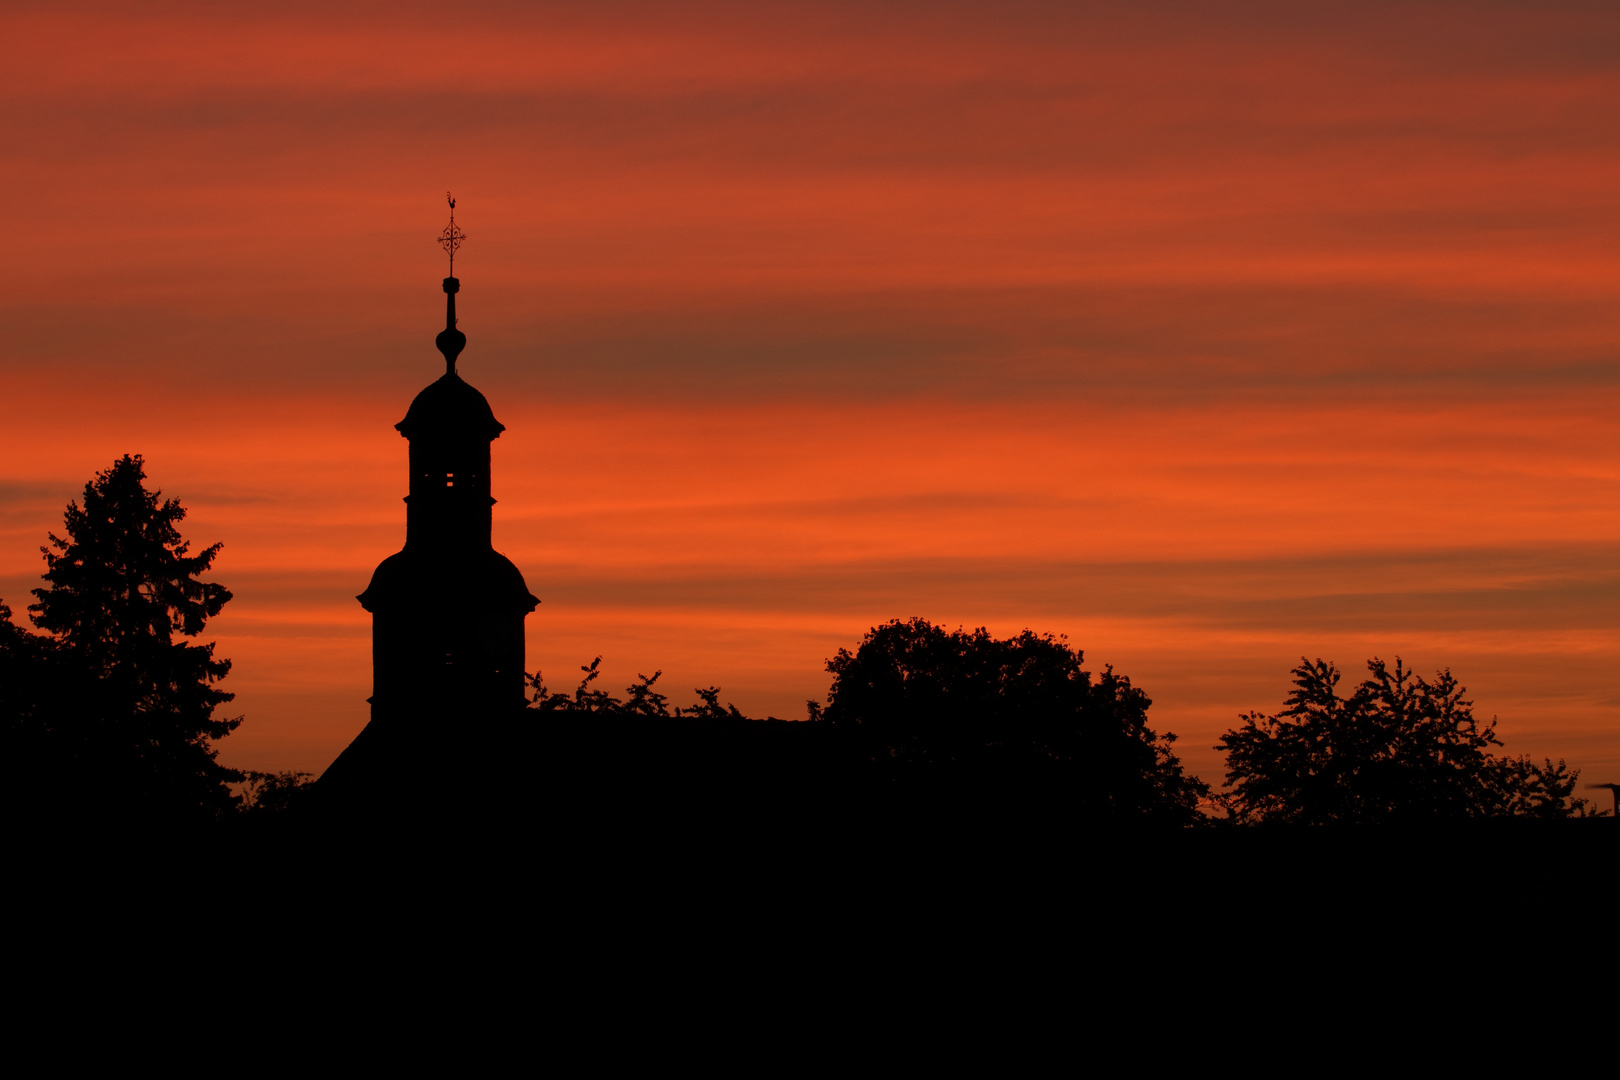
29, 454, 240, 819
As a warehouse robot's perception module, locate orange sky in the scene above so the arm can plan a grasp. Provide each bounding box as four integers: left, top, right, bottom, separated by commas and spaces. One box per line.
3, 1, 1619, 788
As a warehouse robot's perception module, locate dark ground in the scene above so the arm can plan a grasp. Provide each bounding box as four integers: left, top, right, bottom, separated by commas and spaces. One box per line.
14, 713, 1616, 978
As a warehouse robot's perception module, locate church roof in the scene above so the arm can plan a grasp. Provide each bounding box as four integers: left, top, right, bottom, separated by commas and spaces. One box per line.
395, 371, 506, 443
357, 546, 539, 614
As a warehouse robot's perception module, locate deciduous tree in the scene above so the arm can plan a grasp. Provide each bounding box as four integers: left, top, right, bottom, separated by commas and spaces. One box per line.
821, 618, 1208, 824
1218, 657, 1600, 824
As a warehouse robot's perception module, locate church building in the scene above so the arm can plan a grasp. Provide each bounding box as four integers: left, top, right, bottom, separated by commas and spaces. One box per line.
321, 204, 539, 792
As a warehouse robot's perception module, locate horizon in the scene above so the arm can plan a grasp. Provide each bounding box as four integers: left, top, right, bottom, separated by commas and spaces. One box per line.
3, 1, 1619, 790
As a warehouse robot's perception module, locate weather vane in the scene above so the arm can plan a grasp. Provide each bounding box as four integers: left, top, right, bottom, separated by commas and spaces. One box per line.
438, 192, 465, 276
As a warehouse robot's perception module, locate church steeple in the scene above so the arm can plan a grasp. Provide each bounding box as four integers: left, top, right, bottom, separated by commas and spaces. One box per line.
389, 195, 505, 554
354, 198, 539, 727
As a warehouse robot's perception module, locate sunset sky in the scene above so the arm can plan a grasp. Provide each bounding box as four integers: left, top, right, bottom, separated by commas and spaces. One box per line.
4, 1, 1620, 789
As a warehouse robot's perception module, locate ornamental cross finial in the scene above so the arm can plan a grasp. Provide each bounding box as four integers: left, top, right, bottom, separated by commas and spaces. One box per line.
437, 192, 465, 275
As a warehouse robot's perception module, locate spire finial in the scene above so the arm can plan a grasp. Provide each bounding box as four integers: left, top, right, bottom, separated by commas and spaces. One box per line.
434, 193, 467, 374
437, 192, 465, 277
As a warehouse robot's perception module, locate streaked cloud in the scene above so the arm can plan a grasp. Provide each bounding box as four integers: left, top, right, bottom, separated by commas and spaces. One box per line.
2, 1, 1617, 783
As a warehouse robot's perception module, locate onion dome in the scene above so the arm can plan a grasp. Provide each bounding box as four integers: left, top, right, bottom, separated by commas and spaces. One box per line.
396, 372, 505, 442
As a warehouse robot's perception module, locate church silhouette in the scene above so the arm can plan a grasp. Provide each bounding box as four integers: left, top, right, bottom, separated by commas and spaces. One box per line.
319, 222, 539, 800
358, 271, 538, 719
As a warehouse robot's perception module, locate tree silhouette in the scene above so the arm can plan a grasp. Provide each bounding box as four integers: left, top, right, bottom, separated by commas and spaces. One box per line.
820, 618, 1208, 824
0, 600, 71, 808
1218, 657, 1602, 824
23, 454, 241, 821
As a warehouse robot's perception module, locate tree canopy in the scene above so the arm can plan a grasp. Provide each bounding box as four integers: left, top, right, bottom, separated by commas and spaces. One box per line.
820, 618, 1208, 824
1217, 657, 1599, 824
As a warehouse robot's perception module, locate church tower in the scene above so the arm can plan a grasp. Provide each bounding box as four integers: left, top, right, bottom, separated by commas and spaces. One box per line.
357, 200, 539, 730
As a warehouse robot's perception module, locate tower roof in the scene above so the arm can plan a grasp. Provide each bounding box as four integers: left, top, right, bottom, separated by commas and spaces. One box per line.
401, 196, 501, 441
396, 371, 506, 442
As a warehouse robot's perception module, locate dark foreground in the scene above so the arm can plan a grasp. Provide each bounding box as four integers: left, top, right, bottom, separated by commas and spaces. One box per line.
11, 712, 1614, 1045
20, 713, 1615, 934
21, 796, 1615, 990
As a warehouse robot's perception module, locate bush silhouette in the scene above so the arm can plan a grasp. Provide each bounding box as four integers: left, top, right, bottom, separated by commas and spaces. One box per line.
526, 658, 756, 720
236, 770, 315, 815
